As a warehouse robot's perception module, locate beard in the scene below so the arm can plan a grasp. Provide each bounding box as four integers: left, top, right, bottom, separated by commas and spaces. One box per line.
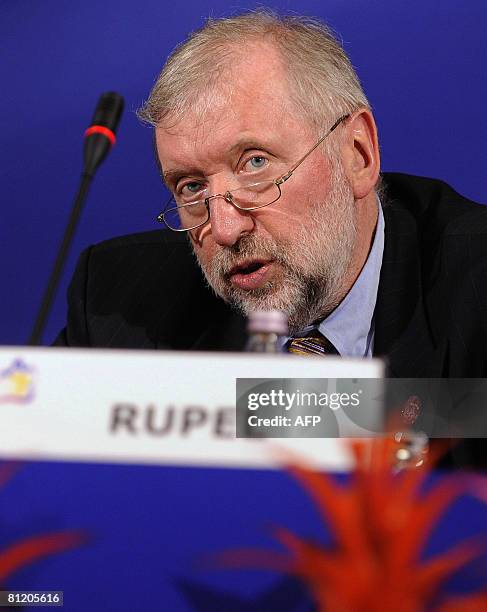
192, 160, 357, 335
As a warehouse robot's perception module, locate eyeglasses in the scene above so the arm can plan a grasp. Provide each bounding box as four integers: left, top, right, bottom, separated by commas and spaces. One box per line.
157, 114, 350, 232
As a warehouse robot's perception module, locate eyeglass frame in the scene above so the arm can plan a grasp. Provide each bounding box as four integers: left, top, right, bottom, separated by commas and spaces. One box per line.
157, 113, 350, 232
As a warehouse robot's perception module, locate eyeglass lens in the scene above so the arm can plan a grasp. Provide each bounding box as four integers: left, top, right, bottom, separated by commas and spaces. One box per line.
166, 180, 281, 230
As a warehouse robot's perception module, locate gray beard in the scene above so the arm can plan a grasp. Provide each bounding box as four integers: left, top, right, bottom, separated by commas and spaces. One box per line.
192, 162, 357, 335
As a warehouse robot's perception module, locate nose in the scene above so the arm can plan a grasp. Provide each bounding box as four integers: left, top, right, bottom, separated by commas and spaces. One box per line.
207, 192, 255, 247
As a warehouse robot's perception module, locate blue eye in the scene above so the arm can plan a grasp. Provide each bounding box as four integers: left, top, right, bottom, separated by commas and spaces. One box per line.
185, 182, 202, 193
179, 182, 204, 198
249, 156, 266, 169
177, 181, 205, 203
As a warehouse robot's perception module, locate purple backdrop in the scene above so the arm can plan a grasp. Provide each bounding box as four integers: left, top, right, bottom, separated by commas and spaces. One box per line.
1, 1, 486, 345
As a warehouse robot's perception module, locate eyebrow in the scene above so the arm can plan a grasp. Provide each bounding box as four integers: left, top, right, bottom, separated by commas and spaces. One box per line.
162, 167, 204, 187
228, 138, 268, 154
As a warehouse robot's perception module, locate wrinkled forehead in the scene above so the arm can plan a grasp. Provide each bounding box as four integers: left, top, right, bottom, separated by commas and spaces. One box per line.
156, 41, 302, 142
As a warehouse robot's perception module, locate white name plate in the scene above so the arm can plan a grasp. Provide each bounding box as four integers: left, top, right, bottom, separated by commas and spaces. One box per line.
0, 347, 384, 470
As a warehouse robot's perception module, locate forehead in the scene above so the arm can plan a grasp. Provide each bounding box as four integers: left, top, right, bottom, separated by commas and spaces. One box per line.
155, 41, 311, 159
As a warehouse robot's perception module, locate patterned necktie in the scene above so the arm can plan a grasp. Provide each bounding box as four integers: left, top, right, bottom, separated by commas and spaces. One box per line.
286, 332, 340, 356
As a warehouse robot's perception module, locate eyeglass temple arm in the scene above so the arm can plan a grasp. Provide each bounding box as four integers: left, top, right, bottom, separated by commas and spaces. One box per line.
276, 114, 350, 185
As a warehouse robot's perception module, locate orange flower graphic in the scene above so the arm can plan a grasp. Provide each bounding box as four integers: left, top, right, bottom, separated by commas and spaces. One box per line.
218, 439, 487, 611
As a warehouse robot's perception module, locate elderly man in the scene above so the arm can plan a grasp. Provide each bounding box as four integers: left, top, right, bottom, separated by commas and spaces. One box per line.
56, 11, 487, 380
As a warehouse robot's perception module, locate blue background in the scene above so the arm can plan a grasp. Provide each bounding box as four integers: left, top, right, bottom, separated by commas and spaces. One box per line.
2, 461, 486, 610
1, 1, 486, 345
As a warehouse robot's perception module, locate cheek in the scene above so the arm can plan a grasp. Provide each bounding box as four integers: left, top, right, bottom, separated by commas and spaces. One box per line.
190, 235, 216, 267
263, 186, 314, 233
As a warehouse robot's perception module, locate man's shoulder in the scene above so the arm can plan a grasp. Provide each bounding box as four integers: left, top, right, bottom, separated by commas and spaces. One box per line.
87, 228, 191, 256
381, 172, 487, 236
71, 228, 209, 313
375, 174, 487, 378
61, 229, 224, 349
81, 228, 197, 279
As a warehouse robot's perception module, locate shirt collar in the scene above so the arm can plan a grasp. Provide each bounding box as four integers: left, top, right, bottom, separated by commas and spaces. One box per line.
317, 198, 385, 356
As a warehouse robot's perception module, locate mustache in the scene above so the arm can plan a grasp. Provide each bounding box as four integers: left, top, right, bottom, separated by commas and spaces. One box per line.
212, 233, 290, 277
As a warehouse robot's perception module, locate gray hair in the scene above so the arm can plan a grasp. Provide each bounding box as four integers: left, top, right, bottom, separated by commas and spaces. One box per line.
137, 10, 370, 134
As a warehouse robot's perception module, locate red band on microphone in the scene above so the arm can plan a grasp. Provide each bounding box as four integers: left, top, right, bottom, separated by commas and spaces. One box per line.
84, 125, 116, 146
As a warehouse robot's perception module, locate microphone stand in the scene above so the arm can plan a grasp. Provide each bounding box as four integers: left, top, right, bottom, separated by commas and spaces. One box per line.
29, 173, 93, 345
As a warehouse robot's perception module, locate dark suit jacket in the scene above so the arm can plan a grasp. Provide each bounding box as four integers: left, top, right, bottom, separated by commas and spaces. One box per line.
55, 172, 487, 377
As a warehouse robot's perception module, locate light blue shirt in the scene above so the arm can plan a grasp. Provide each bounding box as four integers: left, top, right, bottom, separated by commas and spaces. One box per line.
283, 200, 385, 357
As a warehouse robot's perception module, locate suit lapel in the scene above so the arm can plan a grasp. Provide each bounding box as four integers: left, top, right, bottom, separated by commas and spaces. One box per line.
374, 204, 447, 377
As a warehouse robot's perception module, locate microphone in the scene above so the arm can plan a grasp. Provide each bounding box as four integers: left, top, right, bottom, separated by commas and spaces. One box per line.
83, 92, 124, 176
29, 92, 125, 345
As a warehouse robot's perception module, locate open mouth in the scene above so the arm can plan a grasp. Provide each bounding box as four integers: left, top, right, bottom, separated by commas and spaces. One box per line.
229, 260, 266, 275
227, 259, 274, 290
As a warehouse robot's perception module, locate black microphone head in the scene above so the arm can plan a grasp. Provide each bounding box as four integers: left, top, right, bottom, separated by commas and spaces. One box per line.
89, 92, 124, 132
83, 92, 125, 176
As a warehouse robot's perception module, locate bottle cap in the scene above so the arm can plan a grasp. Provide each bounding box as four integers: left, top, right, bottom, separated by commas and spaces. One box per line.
247, 310, 288, 335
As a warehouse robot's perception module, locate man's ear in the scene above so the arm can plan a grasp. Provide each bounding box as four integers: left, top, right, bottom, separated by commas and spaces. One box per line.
341, 109, 380, 200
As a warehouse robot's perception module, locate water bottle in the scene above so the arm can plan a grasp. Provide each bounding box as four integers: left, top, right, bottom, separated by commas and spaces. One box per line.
245, 310, 288, 353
